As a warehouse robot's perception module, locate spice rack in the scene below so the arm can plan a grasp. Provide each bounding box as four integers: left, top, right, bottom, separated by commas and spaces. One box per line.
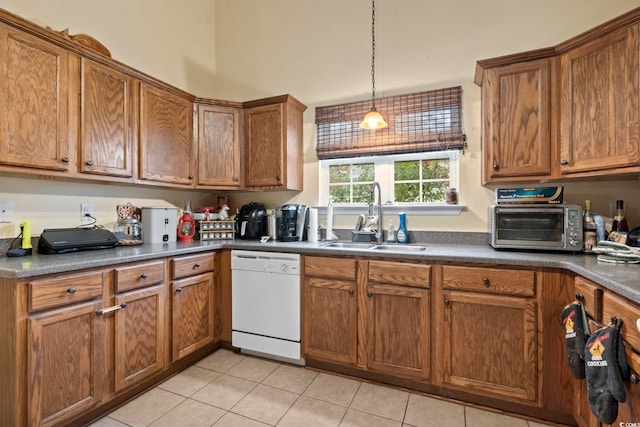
196, 220, 235, 241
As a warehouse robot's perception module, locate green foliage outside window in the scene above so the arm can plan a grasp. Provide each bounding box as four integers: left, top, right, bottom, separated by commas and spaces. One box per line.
329, 163, 374, 203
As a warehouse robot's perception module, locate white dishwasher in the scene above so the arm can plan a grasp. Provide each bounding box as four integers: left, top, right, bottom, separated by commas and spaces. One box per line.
231, 250, 302, 364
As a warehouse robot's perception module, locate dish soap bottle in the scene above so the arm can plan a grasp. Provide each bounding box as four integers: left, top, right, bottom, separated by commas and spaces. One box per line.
386, 221, 396, 243
396, 212, 409, 244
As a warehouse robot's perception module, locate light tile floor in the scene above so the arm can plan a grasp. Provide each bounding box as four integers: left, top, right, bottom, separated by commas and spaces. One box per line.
90, 350, 564, 427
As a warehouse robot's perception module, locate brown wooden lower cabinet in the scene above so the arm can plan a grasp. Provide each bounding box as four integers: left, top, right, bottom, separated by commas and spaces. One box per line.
302, 256, 432, 381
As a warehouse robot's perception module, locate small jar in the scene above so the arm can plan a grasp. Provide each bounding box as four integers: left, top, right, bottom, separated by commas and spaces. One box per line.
446, 188, 458, 205
114, 218, 143, 245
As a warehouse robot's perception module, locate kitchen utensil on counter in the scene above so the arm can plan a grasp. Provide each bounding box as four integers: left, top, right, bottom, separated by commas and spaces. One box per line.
235, 202, 268, 240
141, 207, 178, 243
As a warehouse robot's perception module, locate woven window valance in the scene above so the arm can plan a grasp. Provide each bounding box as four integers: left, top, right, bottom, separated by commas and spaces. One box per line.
316, 86, 466, 160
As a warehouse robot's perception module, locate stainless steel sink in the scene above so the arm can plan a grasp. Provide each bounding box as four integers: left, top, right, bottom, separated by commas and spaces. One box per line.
320, 242, 376, 249
370, 244, 427, 252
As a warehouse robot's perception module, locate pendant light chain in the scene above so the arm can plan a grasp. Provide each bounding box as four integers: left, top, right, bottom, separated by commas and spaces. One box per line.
370, 0, 377, 111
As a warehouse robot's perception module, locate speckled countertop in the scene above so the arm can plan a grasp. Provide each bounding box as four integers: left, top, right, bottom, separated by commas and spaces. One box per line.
0, 239, 638, 305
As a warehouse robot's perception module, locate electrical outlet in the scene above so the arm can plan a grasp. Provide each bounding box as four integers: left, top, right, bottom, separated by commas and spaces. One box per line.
81, 203, 93, 222
0, 201, 12, 223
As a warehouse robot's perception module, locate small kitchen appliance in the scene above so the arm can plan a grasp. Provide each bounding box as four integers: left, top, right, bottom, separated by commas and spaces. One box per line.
235, 202, 268, 240
141, 207, 178, 244
489, 204, 583, 252
276, 204, 309, 242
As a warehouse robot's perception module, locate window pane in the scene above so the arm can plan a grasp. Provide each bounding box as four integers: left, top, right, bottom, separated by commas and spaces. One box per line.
395, 160, 420, 181
422, 159, 450, 179
329, 185, 350, 203
422, 181, 448, 202
395, 183, 421, 203
353, 163, 374, 182
329, 164, 350, 183
353, 184, 372, 203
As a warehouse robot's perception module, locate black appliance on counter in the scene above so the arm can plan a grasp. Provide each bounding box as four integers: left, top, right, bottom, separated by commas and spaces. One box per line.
235, 202, 268, 240
276, 204, 309, 242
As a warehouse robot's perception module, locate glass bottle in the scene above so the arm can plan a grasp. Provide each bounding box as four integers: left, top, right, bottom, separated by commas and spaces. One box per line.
582, 200, 597, 253
396, 212, 409, 244
609, 199, 629, 243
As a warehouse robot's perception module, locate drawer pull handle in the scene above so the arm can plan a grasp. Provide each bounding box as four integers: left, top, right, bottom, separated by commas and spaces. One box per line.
176, 287, 183, 293
85, 160, 94, 166
194, 262, 201, 269
96, 302, 126, 316
140, 273, 148, 279
67, 287, 76, 294
444, 299, 450, 305
61, 157, 70, 163
483, 277, 490, 287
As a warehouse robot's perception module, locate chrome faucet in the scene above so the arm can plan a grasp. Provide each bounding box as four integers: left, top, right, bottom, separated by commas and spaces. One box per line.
370, 181, 383, 244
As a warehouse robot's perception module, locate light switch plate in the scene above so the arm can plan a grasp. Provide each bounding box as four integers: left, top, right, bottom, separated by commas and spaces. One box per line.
0, 201, 12, 223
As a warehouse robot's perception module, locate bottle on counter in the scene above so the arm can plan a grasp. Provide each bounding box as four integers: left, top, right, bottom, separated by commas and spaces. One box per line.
609, 199, 629, 243
396, 212, 409, 244
386, 221, 396, 243
583, 200, 597, 253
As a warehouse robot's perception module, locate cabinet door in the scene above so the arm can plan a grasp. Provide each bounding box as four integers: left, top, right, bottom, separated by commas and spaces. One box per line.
28, 300, 106, 427
0, 25, 70, 171
114, 284, 166, 392
139, 83, 194, 186
171, 273, 215, 361
438, 291, 538, 403
244, 103, 284, 188
80, 58, 137, 178
302, 276, 357, 365
560, 25, 640, 174
483, 59, 552, 182
360, 283, 430, 380
197, 104, 241, 187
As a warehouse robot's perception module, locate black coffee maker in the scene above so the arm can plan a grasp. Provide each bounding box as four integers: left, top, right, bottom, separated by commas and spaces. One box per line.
235, 202, 267, 240
276, 204, 309, 241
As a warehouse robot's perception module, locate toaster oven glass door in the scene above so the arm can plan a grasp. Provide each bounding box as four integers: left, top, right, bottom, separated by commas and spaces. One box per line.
495, 208, 565, 248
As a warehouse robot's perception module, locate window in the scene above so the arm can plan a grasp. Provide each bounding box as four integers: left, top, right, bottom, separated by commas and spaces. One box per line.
319, 151, 460, 207
316, 86, 465, 212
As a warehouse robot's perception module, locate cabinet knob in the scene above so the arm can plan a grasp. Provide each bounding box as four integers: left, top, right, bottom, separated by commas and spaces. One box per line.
492, 164, 499, 171
85, 160, 94, 166
483, 277, 490, 287
348, 289, 354, 295
234, 177, 240, 182
631, 373, 639, 384
176, 287, 183, 293
560, 160, 569, 165
67, 287, 76, 294
140, 273, 148, 279
194, 262, 201, 269
276, 175, 281, 181
367, 291, 373, 298
444, 299, 450, 305
188, 175, 194, 180
61, 157, 70, 163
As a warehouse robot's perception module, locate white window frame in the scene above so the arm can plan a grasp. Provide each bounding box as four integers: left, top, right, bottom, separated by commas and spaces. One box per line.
318, 150, 463, 215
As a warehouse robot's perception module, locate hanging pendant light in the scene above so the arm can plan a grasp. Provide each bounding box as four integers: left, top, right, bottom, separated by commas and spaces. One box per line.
360, 0, 387, 130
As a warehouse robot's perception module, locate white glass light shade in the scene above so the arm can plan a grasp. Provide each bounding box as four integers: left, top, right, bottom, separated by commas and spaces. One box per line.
359, 110, 388, 130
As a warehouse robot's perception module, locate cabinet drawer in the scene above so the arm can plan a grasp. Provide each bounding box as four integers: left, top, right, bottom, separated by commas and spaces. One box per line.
29, 271, 103, 312
603, 292, 640, 352
115, 260, 165, 293
304, 256, 356, 281
368, 260, 431, 288
172, 253, 215, 279
442, 265, 535, 297
574, 276, 603, 322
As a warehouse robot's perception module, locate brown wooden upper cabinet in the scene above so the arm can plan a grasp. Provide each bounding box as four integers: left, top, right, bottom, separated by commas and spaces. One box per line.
243, 95, 306, 190
0, 24, 71, 172
196, 103, 242, 188
139, 82, 194, 187
479, 59, 552, 183
476, 10, 640, 183
79, 58, 138, 179
559, 24, 640, 175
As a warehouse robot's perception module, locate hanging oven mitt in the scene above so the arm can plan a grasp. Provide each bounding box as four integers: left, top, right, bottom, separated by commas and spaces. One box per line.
561, 299, 589, 379
584, 322, 630, 424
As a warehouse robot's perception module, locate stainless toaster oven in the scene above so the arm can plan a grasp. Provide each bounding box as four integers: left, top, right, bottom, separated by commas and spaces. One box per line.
489, 204, 583, 252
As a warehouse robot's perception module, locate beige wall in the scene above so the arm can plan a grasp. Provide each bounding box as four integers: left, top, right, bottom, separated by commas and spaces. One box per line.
1, 0, 640, 238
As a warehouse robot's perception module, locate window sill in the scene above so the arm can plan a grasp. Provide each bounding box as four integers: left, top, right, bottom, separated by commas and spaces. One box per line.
313, 203, 465, 216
